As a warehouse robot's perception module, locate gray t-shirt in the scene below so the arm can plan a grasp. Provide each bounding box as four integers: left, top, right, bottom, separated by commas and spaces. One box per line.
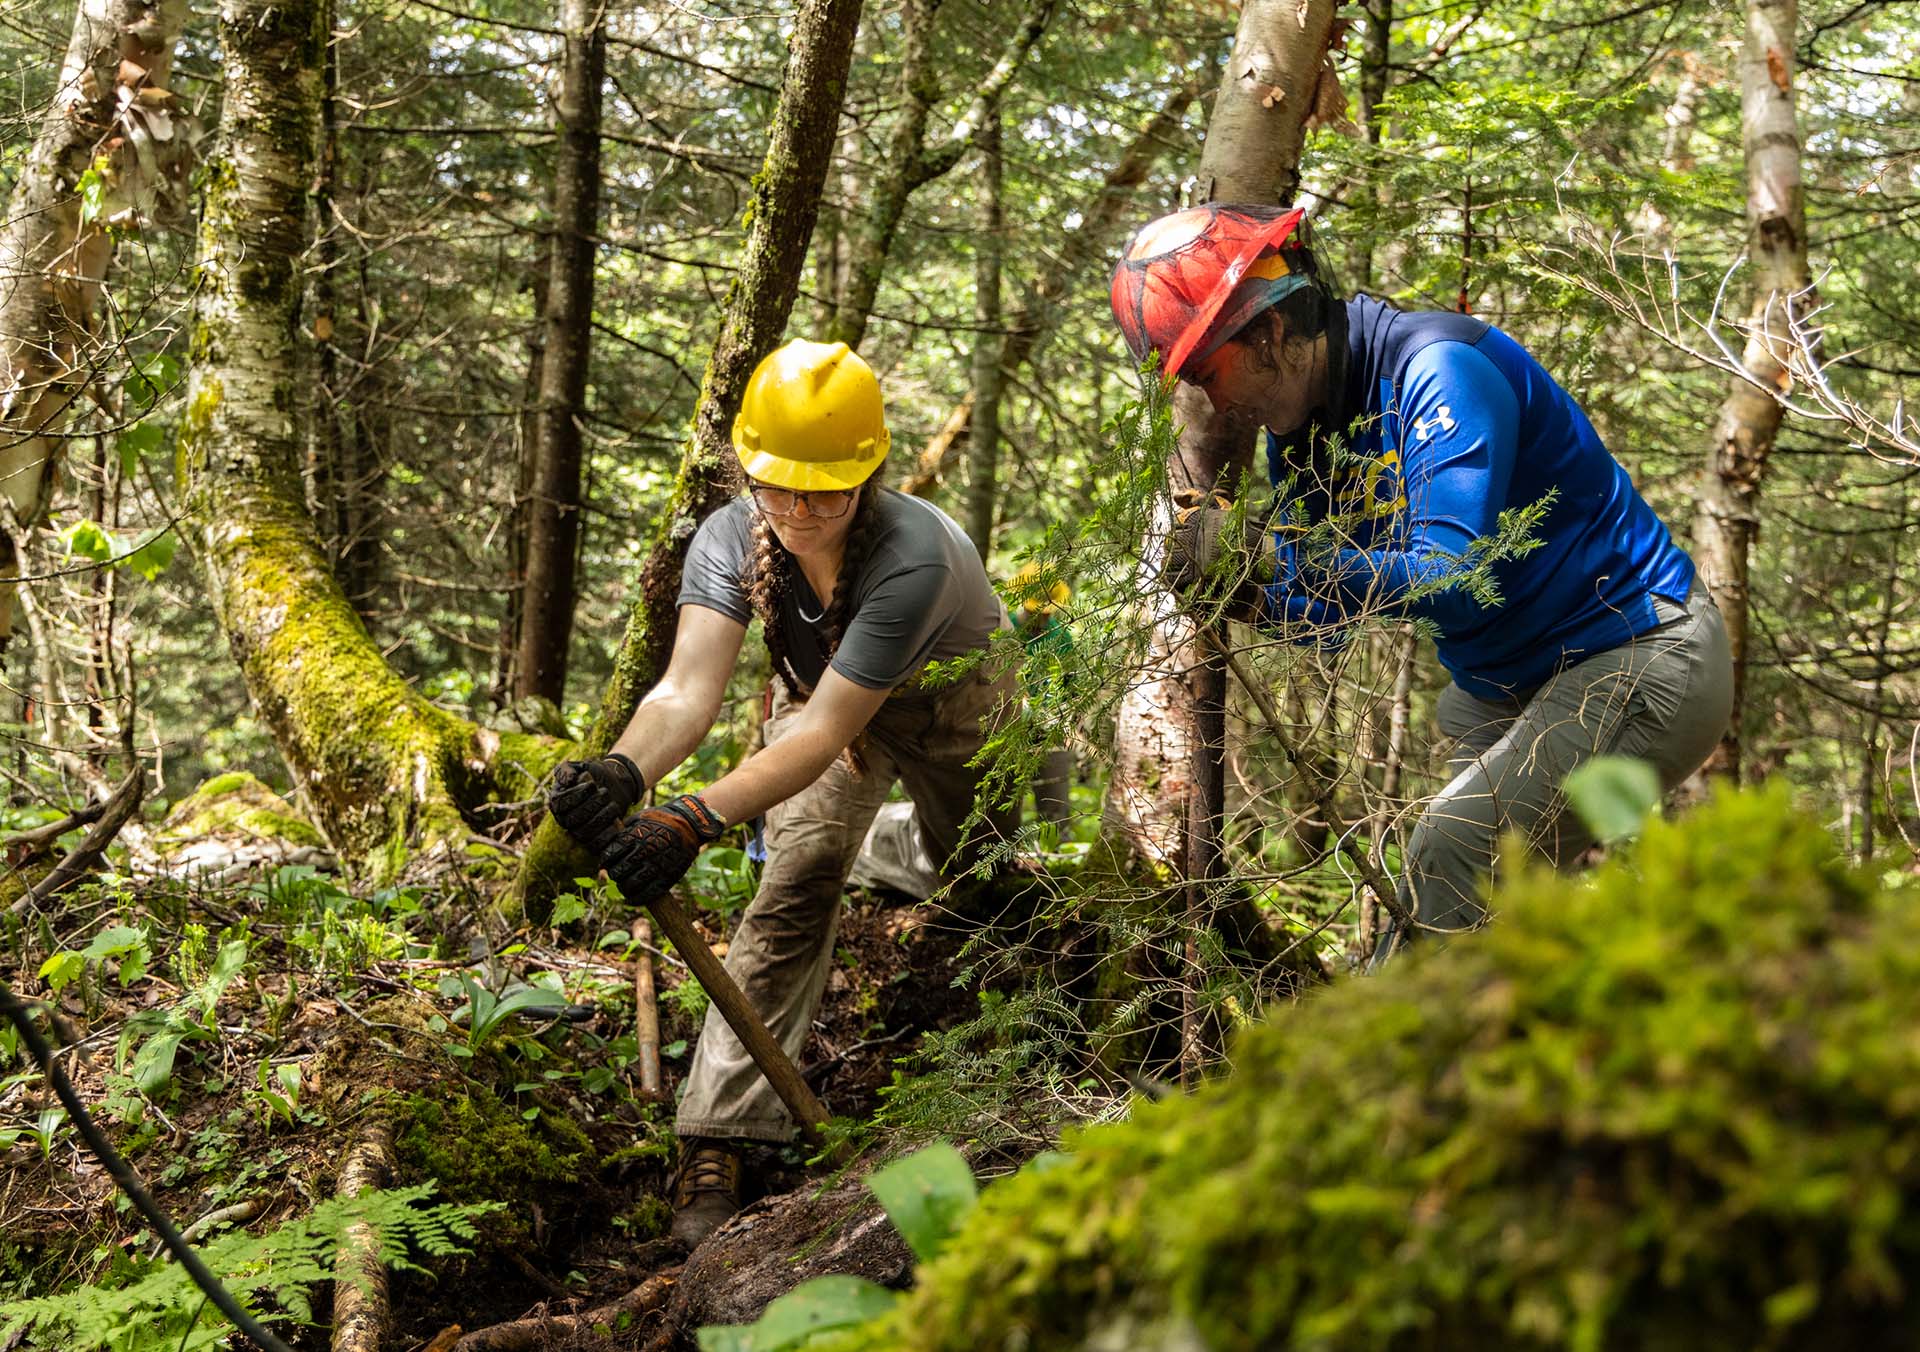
679, 490, 1005, 690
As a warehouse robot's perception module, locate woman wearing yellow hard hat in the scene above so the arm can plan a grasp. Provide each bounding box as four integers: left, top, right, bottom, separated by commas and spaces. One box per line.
545, 339, 1016, 1248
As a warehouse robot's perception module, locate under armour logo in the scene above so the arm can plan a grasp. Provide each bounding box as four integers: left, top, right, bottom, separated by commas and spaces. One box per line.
1414, 405, 1456, 438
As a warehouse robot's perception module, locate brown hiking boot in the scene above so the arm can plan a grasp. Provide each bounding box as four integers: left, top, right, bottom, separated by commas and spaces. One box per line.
669, 1139, 743, 1250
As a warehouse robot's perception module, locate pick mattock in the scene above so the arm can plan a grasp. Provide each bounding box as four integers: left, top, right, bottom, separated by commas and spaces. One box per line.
638, 890, 831, 1140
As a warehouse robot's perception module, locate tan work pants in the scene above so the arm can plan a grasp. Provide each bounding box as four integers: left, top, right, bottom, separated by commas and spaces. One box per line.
676, 664, 1019, 1142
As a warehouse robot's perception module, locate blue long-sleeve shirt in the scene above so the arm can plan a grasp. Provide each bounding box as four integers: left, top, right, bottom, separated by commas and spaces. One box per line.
1266, 297, 1695, 699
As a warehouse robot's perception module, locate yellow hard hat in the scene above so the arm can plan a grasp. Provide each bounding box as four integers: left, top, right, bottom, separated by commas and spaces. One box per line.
1014, 562, 1070, 613
732, 340, 892, 492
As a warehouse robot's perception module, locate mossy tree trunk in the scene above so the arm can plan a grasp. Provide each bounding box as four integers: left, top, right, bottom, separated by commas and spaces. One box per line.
1101, 0, 1341, 873
0, 0, 189, 647
507, 0, 868, 914
181, 0, 564, 880
1696, 0, 1808, 783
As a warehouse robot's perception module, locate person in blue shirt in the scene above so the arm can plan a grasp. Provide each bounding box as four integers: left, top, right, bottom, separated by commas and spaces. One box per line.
1111, 203, 1733, 961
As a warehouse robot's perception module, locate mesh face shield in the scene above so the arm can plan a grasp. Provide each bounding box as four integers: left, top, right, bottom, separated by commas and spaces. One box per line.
1110, 203, 1329, 380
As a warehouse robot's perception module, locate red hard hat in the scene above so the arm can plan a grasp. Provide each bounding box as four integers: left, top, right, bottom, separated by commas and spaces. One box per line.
1110, 203, 1322, 380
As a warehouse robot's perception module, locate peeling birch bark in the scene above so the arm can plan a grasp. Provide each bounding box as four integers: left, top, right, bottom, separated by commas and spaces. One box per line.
1100, 0, 1339, 876
0, 0, 190, 644
1696, 0, 1809, 781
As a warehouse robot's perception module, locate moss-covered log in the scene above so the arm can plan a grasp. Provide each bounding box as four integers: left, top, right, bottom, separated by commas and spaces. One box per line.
507, 0, 866, 916
179, 0, 564, 880
826, 788, 1920, 1351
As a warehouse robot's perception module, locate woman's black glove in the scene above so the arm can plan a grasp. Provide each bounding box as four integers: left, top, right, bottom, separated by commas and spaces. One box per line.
546, 753, 645, 852
601, 794, 728, 907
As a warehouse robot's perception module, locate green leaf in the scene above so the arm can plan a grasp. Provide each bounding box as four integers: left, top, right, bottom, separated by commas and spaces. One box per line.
865, 1142, 977, 1263
83, 924, 151, 986
124, 352, 183, 409
76, 158, 107, 228
38, 950, 86, 994
117, 423, 165, 477
1563, 756, 1662, 844
124, 528, 176, 582
549, 892, 587, 927
61, 519, 117, 564
130, 1032, 185, 1093
696, 1276, 899, 1351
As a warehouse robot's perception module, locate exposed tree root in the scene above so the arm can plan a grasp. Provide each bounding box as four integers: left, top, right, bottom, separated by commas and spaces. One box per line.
330, 1116, 396, 1352
451, 1269, 679, 1351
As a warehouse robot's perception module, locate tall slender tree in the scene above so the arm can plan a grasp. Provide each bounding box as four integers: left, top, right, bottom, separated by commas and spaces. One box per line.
964, 99, 1003, 559
514, 0, 607, 705
1102, 0, 1342, 873
822, 0, 1056, 351
901, 72, 1206, 496
181, 0, 560, 878
1696, 0, 1809, 781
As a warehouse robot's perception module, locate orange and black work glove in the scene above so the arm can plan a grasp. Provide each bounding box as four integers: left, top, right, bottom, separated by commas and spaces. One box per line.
547, 753, 645, 853
601, 794, 728, 908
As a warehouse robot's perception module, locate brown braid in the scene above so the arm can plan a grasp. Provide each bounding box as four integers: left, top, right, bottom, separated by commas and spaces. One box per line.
746, 465, 891, 701
819, 469, 888, 662
748, 508, 806, 698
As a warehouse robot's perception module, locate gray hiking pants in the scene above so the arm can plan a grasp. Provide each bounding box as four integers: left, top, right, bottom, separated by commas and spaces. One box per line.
676, 664, 1019, 1142
1404, 582, 1733, 933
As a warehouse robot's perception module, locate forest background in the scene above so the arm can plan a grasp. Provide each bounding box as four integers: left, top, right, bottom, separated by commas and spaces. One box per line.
0, 0, 1917, 1346
0, 0, 1908, 858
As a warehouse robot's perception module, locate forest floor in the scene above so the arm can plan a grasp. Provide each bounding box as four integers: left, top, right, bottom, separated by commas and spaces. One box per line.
0, 776, 1052, 1350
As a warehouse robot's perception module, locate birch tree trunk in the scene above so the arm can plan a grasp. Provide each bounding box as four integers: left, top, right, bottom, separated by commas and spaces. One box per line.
508, 0, 867, 914
1696, 0, 1808, 782
1102, 0, 1341, 872
182, 0, 561, 880
0, 0, 190, 646
514, 0, 606, 704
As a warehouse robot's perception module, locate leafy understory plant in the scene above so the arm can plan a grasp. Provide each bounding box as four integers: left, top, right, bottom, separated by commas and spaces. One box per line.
441, 971, 570, 1056
117, 936, 252, 1094
0, 1184, 494, 1351
696, 1142, 981, 1352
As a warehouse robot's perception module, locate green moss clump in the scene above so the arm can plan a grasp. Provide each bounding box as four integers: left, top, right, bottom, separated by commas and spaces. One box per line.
484, 730, 573, 802
617, 1195, 672, 1242
394, 1090, 591, 1245
158, 770, 326, 849
828, 787, 1920, 1351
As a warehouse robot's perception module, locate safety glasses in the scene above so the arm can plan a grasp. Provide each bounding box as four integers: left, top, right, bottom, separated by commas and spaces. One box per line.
749, 482, 858, 519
